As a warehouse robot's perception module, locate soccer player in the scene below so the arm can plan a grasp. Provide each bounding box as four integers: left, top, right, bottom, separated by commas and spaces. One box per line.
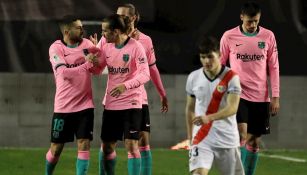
95, 14, 150, 175
45, 15, 100, 175
220, 1, 280, 175
186, 36, 244, 175
91, 4, 169, 175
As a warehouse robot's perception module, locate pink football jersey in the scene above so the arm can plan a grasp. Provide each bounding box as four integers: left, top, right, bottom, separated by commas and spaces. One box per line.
98, 37, 150, 110
49, 39, 96, 112
220, 26, 279, 102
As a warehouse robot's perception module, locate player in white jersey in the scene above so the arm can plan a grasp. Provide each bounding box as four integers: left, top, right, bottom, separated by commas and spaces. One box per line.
186, 36, 244, 175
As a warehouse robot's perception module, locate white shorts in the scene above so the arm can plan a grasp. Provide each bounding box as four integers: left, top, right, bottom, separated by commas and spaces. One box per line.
189, 144, 244, 175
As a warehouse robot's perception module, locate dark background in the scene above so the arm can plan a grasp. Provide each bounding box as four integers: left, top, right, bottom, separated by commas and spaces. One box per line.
1, 0, 307, 75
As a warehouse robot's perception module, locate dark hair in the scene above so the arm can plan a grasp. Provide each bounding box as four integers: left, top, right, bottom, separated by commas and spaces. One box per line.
241, 1, 261, 17
102, 14, 131, 34
198, 36, 220, 54
118, 3, 140, 27
58, 15, 80, 33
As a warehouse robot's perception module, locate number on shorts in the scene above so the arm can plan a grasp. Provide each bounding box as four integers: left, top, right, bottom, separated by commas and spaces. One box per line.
189, 146, 199, 158
53, 119, 64, 131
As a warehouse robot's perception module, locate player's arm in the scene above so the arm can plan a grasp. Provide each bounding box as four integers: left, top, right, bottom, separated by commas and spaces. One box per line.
147, 38, 168, 112
220, 33, 230, 66
267, 33, 280, 116
149, 63, 168, 112
185, 95, 195, 142
49, 46, 95, 79
87, 47, 107, 75
207, 93, 240, 121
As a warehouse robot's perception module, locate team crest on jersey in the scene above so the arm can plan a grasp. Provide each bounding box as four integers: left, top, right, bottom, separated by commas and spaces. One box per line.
258, 41, 265, 49
53, 54, 60, 62
216, 85, 226, 93
123, 54, 130, 62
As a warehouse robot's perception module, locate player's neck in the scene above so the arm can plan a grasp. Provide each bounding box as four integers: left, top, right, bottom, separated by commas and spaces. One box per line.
204, 64, 222, 79
115, 34, 129, 49
129, 27, 139, 40
63, 37, 79, 48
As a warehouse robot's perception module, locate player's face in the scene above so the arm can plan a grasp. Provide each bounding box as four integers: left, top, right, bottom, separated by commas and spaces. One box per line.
200, 51, 220, 72
240, 13, 261, 33
117, 7, 135, 28
68, 20, 83, 43
101, 22, 117, 43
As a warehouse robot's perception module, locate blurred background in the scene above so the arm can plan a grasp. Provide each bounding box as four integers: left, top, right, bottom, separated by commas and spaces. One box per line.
0, 0, 307, 149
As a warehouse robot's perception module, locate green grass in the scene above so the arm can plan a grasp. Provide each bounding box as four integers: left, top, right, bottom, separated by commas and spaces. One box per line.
0, 148, 307, 175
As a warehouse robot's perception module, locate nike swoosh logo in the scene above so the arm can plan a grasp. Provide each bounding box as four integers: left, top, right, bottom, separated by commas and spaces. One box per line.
236, 44, 243, 47
64, 53, 71, 57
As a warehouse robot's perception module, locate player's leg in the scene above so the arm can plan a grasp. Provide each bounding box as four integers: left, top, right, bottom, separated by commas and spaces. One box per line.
236, 99, 249, 162
126, 139, 141, 175
139, 131, 151, 175
75, 108, 94, 175
45, 143, 64, 175
189, 145, 213, 175
139, 105, 152, 175
243, 101, 270, 175
99, 109, 123, 175
101, 141, 117, 175
214, 147, 244, 175
76, 139, 91, 175
191, 168, 209, 175
244, 134, 261, 175
46, 113, 73, 175
124, 108, 142, 175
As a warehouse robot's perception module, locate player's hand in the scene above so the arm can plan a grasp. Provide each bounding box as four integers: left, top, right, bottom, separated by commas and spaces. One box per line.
270, 97, 280, 116
89, 33, 98, 45
192, 115, 210, 126
161, 96, 168, 113
110, 84, 126, 98
85, 53, 98, 65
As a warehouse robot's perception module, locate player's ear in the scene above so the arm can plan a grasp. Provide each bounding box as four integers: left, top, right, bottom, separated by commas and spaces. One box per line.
240, 14, 244, 21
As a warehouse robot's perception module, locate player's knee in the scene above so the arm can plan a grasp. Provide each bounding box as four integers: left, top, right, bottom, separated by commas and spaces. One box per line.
77, 139, 90, 151
139, 132, 150, 146
51, 143, 64, 156
103, 142, 116, 154
191, 168, 208, 175
128, 149, 141, 158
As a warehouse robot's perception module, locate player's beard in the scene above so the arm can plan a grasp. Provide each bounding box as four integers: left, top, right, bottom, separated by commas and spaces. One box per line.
71, 32, 83, 43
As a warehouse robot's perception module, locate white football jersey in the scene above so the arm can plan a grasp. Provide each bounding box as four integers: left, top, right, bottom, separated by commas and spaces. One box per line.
186, 66, 241, 148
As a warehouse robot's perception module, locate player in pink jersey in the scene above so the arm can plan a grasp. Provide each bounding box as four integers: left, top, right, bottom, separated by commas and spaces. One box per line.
90, 4, 168, 175
94, 14, 150, 175
220, 1, 280, 175
45, 15, 100, 175
186, 36, 243, 175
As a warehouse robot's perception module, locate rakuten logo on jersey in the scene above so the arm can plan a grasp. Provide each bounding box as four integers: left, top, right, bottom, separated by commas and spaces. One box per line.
66, 62, 84, 68
237, 53, 264, 62
108, 66, 129, 74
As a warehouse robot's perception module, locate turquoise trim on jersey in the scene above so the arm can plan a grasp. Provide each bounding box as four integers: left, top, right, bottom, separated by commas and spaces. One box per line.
67, 42, 79, 48
242, 31, 258, 37
115, 37, 130, 49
